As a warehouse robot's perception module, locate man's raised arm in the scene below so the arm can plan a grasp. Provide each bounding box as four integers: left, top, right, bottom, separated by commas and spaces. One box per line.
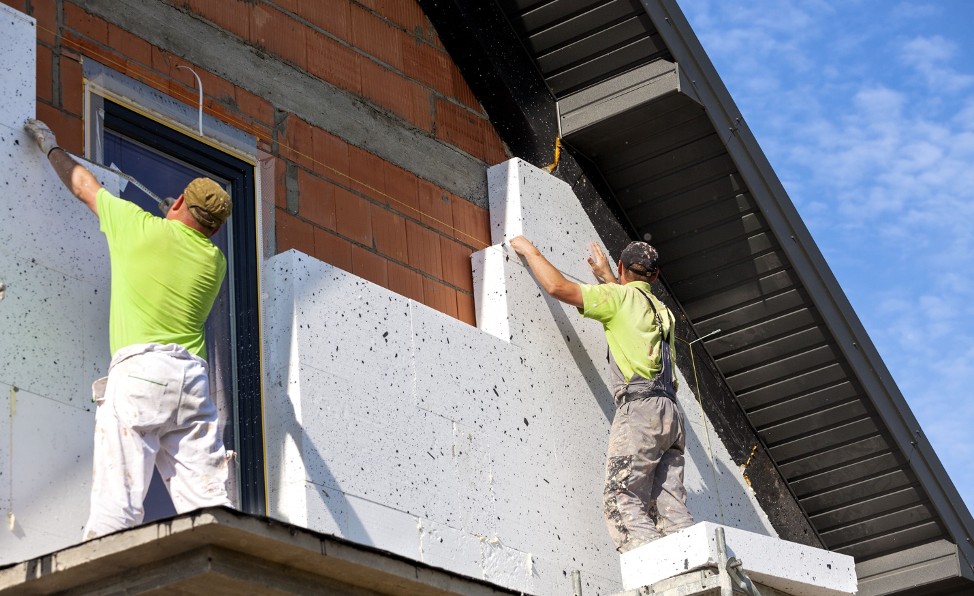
509, 235, 583, 308
25, 119, 101, 215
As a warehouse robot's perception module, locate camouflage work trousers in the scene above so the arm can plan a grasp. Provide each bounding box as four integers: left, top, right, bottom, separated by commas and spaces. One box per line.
603, 395, 693, 552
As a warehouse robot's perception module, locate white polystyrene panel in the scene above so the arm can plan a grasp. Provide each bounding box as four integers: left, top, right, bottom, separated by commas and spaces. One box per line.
289, 253, 413, 387
0, 8, 117, 566
0, 386, 93, 561
620, 521, 857, 595
0, 251, 89, 408
419, 519, 484, 582
0, 6, 34, 130
0, 132, 115, 287
261, 156, 817, 595
0, 385, 10, 516
481, 535, 533, 594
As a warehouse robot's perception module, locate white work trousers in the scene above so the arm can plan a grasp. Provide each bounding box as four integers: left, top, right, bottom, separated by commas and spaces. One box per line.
82, 343, 230, 540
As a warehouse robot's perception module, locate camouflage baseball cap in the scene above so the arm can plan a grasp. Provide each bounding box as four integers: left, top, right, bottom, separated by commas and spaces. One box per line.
183, 177, 232, 228
620, 241, 659, 276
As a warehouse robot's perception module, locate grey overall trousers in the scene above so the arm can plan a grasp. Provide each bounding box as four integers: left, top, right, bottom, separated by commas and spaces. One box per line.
603, 291, 693, 553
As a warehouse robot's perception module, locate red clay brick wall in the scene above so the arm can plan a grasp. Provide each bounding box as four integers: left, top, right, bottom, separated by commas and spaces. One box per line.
8, 0, 507, 325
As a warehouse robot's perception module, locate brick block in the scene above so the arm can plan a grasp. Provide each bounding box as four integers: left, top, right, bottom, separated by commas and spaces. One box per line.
253, 3, 308, 70
384, 162, 419, 216
307, 30, 361, 93
373, 0, 427, 32
440, 237, 473, 293
298, 169, 336, 230
387, 261, 424, 303
299, 0, 350, 39
335, 186, 372, 246
351, 245, 388, 287
402, 38, 452, 97
422, 278, 457, 319
276, 209, 314, 256
348, 145, 386, 201
417, 179, 453, 235
405, 220, 442, 278
351, 4, 402, 69
185, 0, 249, 41
435, 98, 486, 161
107, 24, 152, 69
359, 56, 432, 131
58, 54, 83, 116
150, 44, 175, 76
484, 128, 509, 166
371, 204, 408, 262
36, 44, 53, 103
312, 128, 349, 179
409, 82, 434, 131
283, 115, 314, 169
456, 291, 476, 326
33, 0, 57, 46
451, 64, 480, 111
184, 66, 236, 107
314, 228, 352, 272
235, 87, 275, 127
451, 196, 490, 249
63, 3, 108, 44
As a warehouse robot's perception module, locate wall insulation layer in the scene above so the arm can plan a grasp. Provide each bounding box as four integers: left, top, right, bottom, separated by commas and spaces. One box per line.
262, 158, 777, 594
0, 5, 122, 563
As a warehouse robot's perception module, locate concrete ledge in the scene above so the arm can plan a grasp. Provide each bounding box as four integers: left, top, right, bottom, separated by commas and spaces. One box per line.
0, 508, 518, 595
619, 522, 856, 595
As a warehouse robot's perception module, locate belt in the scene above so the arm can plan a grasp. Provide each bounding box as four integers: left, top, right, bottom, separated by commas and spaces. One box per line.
616, 389, 676, 408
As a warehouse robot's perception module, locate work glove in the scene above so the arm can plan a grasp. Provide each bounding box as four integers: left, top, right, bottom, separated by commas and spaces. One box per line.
24, 118, 58, 156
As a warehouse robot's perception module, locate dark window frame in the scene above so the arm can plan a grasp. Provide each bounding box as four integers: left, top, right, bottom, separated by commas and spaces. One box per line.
104, 100, 265, 515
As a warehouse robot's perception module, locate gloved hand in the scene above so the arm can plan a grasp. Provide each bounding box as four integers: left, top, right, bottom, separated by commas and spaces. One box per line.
24, 118, 58, 156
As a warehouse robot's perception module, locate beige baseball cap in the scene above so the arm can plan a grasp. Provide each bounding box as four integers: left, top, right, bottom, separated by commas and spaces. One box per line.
183, 177, 232, 228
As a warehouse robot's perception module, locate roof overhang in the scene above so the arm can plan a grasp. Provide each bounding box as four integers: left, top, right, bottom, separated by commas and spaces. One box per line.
420, 0, 974, 592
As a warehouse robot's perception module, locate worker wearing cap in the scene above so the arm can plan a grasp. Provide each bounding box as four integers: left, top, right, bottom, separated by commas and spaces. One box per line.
24, 119, 234, 539
509, 235, 693, 553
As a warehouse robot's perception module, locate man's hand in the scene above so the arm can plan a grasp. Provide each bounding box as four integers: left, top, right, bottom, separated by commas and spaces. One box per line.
24, 118, 58, 156
509, 235, 538, 257
27, 118, 102, 214
507, 235, 583, 307
587, 241, 617, 284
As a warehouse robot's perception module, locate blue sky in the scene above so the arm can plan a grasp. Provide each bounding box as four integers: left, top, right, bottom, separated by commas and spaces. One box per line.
679, 1, 974, 513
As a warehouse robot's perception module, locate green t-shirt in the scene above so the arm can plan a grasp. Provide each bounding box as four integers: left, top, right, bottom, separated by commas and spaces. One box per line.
579, 281, 678, 386
97, 188, 226, 358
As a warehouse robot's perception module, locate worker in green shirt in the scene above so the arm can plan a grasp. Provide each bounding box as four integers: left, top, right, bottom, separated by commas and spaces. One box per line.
25, 119, 234, 539
510, 236, 693, 553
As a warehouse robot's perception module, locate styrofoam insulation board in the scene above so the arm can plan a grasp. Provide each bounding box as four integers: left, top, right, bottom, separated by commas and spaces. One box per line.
262, 158, 783, 594
620, 521, 857, 595
0, 3, 120, 564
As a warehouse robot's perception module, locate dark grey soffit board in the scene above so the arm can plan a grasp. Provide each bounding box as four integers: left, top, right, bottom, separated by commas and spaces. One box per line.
480, 0, 974, 577
75, 0, 490, 207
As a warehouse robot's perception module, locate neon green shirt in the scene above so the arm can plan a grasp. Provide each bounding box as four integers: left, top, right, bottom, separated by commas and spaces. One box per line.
579, 281, 678, 387
97, 188, 226, 358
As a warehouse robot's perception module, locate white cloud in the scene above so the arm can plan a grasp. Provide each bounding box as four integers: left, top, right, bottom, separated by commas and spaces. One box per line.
681, 0, 974, 511
899, 35, 974, 93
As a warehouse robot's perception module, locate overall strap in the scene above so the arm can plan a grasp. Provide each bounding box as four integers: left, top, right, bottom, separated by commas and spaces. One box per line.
635, 288, 669, 342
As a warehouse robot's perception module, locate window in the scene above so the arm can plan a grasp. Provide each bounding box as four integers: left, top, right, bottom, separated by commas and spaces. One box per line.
89, 97, 265, 516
